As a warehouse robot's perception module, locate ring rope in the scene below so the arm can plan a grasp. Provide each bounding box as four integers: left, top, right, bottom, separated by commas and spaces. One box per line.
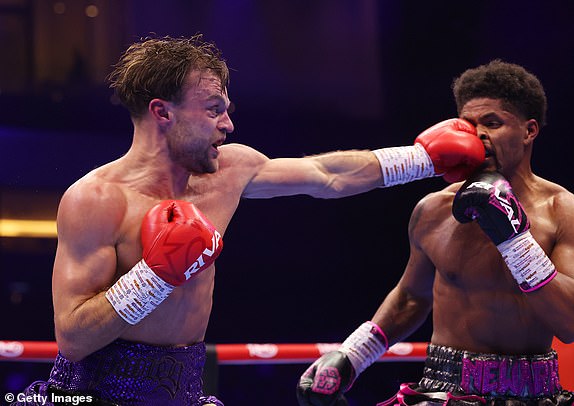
0, 341, 428, 364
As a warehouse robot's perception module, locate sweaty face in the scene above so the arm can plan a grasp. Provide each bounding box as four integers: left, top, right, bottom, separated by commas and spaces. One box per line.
459, 98, 531, 175
166, 72, 234, 174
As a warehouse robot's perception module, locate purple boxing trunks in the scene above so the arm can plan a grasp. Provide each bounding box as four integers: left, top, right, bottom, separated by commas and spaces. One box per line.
13, 339, 223, 406
378, 344, 574, 406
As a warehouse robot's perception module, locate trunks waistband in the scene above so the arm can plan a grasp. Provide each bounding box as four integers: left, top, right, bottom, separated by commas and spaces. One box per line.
419, 344, 562, 398
47, 339, 210, 405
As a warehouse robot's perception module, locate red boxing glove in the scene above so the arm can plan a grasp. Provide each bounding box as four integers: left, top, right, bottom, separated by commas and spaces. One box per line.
142, 200, 223, 286
106, 200, 223, 324
415, 118, 485, 183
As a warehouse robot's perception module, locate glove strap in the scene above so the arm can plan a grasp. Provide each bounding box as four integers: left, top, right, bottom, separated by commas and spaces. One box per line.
105, 259, 174, 325
497, 230, 557, 292
372, 144, 436, 187
339, 321, 388, 376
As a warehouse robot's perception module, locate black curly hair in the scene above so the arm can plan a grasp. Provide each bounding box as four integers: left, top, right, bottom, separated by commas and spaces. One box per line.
452, 60, 547, 126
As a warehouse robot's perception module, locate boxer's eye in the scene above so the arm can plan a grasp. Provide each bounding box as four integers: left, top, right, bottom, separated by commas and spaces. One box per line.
486, 121, 502, 129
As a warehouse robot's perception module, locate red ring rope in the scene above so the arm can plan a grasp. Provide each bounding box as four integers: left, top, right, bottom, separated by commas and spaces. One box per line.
0, 341, 428, 364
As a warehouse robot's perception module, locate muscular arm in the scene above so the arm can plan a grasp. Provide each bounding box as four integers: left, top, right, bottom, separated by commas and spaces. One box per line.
296, 197, 439, 405
52, 182, 129, 361
527, 192, 574, 342
372, 198, 436, 345
240, 118, 485, 199
242, 149, 383, 199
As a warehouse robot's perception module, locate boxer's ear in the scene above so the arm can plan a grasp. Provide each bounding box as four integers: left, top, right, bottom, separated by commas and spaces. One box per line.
149, 99, 171, 122
524, 119, 539, 144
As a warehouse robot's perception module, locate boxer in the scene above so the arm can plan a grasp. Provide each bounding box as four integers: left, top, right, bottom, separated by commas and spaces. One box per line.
297, 60, 574, 406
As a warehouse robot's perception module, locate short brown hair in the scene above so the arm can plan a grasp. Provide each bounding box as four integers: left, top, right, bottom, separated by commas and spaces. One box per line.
108, 34, 229, 118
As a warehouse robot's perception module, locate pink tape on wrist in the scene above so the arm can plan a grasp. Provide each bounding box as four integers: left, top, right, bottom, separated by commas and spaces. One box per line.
367, 321, 389, 350
520, 269, 558, 293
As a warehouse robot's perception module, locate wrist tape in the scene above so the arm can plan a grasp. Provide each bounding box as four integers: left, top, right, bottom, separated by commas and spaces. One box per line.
372, 144, 435, 187
105, 259, 174, 325
339, 321, 388, 375
497, 230, 557, 292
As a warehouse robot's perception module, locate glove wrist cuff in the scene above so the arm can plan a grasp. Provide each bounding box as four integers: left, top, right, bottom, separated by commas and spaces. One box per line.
339, 321, 387, 376
497, 230, 557, 292
105, 259, 174, 325
372, 144, 435, 187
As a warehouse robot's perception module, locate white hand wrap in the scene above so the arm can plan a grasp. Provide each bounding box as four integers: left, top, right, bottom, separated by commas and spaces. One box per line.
372, 144, 436, 187
105, 259, 174, 325
497, 230, 557, 292
339, 321, 388, 376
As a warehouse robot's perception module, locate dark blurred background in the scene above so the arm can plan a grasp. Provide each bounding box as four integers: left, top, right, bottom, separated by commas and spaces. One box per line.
1, 0, 573, 404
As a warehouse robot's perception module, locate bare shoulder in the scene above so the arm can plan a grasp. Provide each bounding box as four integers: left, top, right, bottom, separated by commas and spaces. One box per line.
58, 169, 128, 245
549, 182, 574, 209
536, 176, 574, 215
409, 183, 459, 237
412, 182, 459, 218
218, 143, 269, 169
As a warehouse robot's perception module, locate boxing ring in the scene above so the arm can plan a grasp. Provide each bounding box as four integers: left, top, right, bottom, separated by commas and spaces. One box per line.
0, 340, 427, 364
0, 338, 573, 406
1, 339, 573, 387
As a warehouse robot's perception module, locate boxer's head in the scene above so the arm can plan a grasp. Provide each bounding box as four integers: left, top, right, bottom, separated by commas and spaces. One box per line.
109, 34, 229, 120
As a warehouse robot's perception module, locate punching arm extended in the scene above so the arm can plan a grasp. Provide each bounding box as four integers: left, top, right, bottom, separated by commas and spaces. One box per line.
243, 119, 484, 199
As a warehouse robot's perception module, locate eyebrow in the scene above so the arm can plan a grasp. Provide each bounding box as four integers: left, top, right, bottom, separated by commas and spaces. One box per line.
205, 93, 231, 108
462, 112, 501, 123
479, 112, 502, 120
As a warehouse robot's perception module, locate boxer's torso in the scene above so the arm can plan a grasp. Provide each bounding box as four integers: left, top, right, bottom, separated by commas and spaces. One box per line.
414, 176, 564, 354
64, 143, 262, 347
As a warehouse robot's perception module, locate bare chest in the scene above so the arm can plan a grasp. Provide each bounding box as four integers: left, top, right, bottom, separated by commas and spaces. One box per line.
424, 201, 556, 290
114, 173, 245, 275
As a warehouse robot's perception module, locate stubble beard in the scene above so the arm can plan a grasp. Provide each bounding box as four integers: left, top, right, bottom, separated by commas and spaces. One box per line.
170, 144, 218, 174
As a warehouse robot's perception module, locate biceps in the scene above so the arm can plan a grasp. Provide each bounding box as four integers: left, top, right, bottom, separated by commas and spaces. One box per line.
551, 241, 574, 279
52, 243, 118, 314
399, 246, 436, 303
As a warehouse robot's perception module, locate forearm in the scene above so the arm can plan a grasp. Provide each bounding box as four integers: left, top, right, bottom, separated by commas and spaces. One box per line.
494, 230, 574, 339
526, 273, 574, 342
55, 291, 129, 362
370, 286, 433, 346
308, 150, 383, 198
310, 144, 442, 197
312, 117, 484, 196
296, 285, 431, 404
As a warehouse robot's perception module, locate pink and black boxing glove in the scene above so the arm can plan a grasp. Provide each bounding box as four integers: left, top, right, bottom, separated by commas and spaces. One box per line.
452, 171, 556, 292
297, 322, 388, 406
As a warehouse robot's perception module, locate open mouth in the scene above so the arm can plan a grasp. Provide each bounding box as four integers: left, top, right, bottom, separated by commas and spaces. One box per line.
210, 138, 225, 157
212, 137, 226, 150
